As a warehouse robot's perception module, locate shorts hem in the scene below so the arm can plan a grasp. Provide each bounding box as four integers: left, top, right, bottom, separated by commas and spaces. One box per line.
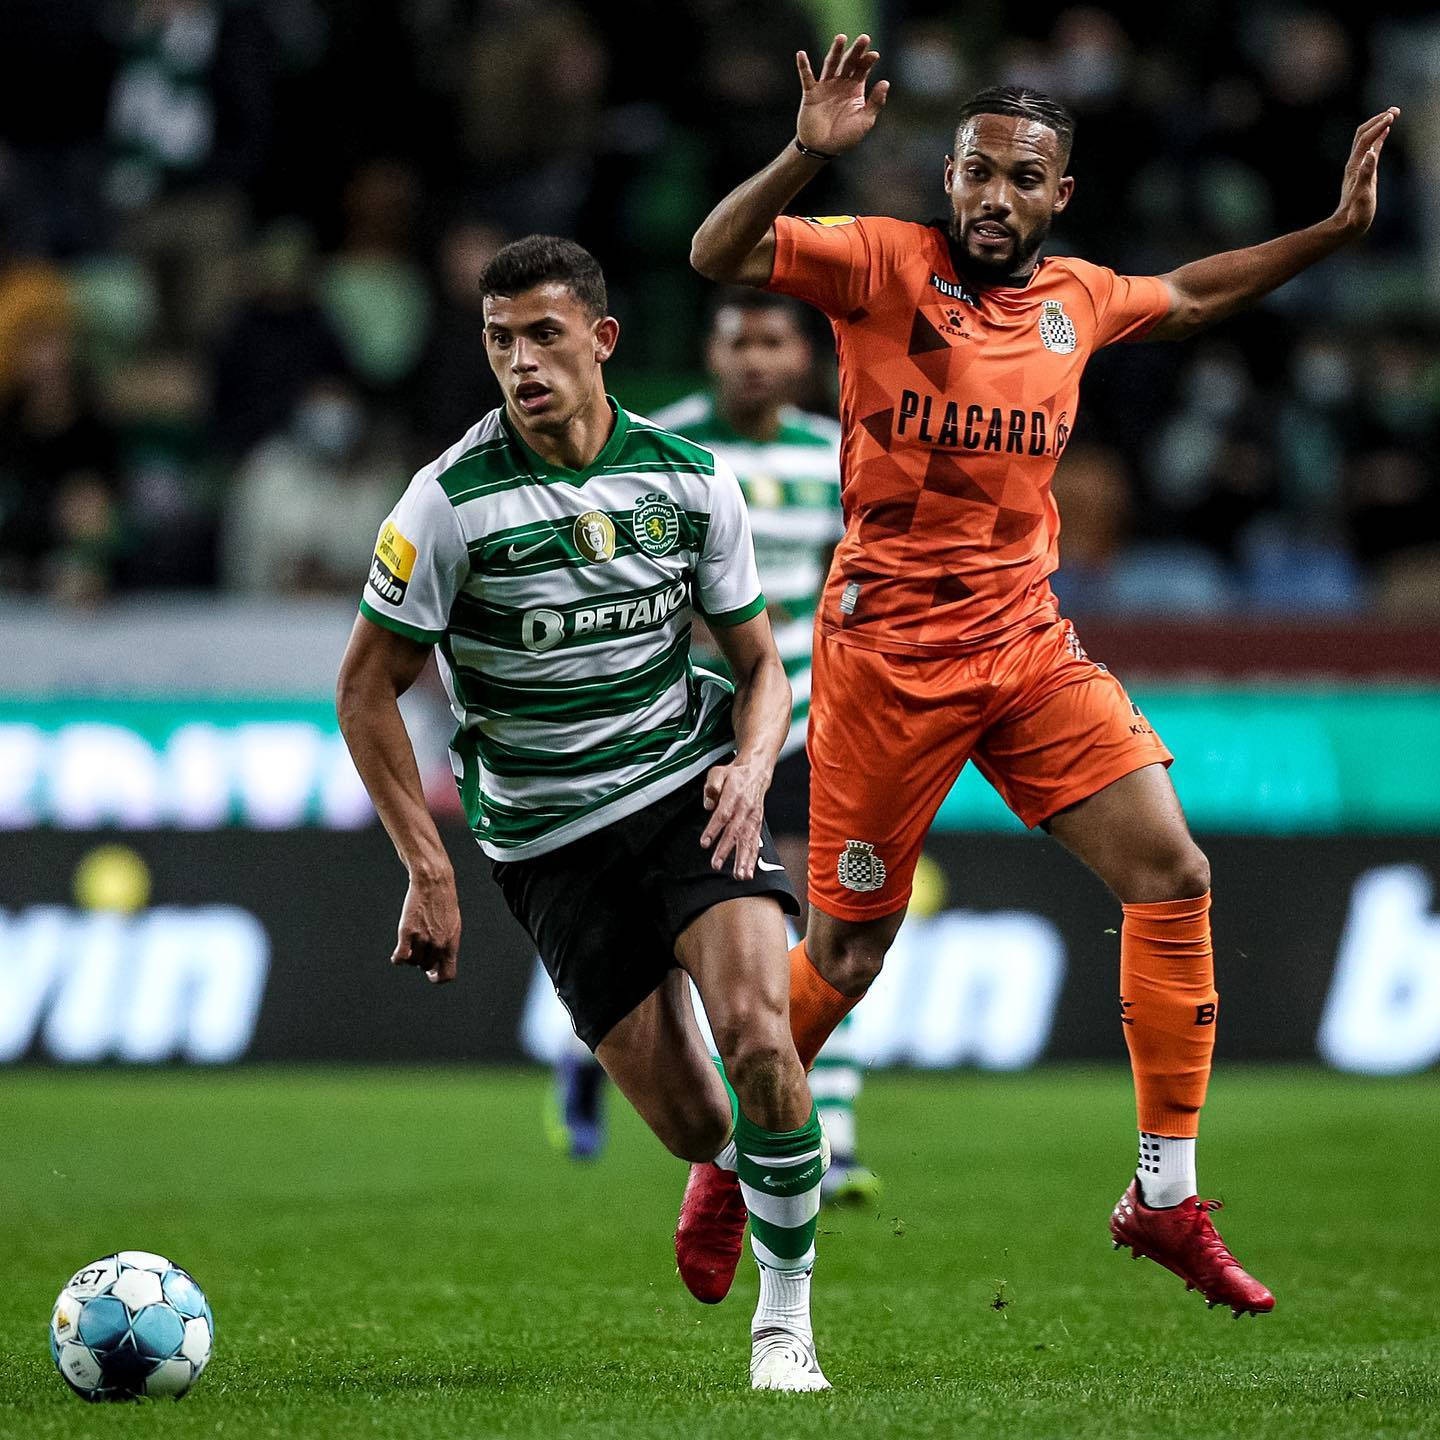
807, 889, 913, 925
1024, 747, 1174, 830
574, 969, 674, 1052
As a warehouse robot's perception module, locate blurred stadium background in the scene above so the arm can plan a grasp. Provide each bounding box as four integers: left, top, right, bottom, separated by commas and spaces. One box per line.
2, 0, 1438, 1076
3, 2, 1440, 1434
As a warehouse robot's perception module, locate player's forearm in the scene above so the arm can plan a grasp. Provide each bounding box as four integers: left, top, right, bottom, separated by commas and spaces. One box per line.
728, 651, 792, 780
337, 688, 453, 884
1156, 216, 1351, 338
690, 143, 825, 283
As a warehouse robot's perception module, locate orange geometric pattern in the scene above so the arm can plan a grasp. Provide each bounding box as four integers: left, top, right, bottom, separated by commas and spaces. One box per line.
768, 215, 1171, 654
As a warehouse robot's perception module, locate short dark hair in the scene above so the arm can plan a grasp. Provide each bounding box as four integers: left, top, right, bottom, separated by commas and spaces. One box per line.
479, 234, 607, 317
704, 287, 807, 336
954, 86, 1076, 167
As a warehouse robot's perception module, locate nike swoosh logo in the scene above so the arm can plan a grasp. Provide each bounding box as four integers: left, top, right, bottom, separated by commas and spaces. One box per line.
507, 537, 551, 561
761, 1160, 821, 1189
755, 857, 785, 873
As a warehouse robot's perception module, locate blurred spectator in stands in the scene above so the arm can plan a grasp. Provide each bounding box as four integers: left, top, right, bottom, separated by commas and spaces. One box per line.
453, 2, 608, 237
0, 221, 74, 401
223, 377, 402, 595
0, 318, 120, 603
1051, 441, 1229, 616
104, 0, 276, 343
0, 0, 115, 257
408, 219, 506, 461
212, 219, 348, 460
320, 160, 432, 399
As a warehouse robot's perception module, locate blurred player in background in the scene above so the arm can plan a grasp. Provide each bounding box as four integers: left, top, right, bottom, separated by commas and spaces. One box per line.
555, 289, 879, 1203
338, 236, 832, 1390
679, 32, 1398, 1317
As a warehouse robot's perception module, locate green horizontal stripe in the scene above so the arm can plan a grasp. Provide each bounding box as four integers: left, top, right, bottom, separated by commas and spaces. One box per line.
747, 1213, 816, 1261
453, 632, 692, 720
474, 716, 689, 778
358, 599, 441, 645
704, 593, 766, 628
467, 714, 733, 843
467, 508, 711, 574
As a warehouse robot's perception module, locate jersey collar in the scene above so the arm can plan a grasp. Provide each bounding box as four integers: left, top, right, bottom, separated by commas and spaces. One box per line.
502, 394, 630, 481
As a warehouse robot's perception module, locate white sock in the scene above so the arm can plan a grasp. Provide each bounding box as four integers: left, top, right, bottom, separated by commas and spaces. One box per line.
752, 1263, 813, 1341
1136, 1132, 1197, 1208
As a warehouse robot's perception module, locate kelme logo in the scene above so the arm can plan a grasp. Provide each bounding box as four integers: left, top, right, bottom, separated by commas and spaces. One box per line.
633, 493, 680, 557
573, 511, 616, 563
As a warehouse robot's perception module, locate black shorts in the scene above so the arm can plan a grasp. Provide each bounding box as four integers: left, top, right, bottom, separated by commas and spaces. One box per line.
766, 747, 811, 838
491, 772, 800, 1050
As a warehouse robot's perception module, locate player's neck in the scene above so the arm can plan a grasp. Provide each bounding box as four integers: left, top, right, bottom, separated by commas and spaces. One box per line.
509, 384, 614, 472
717, 396, 783, 444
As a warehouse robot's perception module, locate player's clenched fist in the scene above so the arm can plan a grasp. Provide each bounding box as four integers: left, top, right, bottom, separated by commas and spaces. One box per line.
391, 872, 461, 984
795, 33, 889, 158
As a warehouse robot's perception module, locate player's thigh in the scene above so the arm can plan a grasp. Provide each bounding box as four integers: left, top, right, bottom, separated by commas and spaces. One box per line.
806, 633, 981, 925
594, 969, 732, 1162
972, 621, 1173, 838
1046, 763, 1211, 904
675, 894, 810, 1130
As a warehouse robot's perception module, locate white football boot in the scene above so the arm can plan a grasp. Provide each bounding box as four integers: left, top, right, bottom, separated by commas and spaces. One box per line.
749, 1327, 831, 1391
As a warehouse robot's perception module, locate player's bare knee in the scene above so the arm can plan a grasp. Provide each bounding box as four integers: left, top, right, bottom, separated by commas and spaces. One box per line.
721, 1031, 801, 1131
1139, 843, 1210, 901
808, 929, 886, 996
1167, 844, 1210, 899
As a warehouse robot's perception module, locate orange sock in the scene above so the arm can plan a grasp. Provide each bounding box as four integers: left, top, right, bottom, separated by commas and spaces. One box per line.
1120, 892, 1217, 1139
788, 941, 859, 1068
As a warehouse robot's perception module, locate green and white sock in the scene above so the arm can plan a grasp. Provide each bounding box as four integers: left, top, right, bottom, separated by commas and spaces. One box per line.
810, 1013, 861, 1161
735, 1106, 824, 1337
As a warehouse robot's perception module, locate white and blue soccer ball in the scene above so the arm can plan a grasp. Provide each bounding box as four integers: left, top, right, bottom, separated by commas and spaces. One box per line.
49, 1251, 214, 1401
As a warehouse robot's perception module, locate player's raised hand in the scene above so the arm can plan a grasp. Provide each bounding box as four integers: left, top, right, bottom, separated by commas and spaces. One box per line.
700, 759, 767, 880
1333, 107, 1399, 237
796, 33, 889, 157
392, 870, 461, 984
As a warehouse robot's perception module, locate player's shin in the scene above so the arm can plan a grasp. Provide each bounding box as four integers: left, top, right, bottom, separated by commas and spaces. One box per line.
735, 1105, 825, 1340
1119, 892, 1217, 1207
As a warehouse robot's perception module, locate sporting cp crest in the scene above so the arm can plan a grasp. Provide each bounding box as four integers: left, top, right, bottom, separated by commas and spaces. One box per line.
632, 492, 680, 557
573, 510, 617, 563
1038, 299, 1077, 354
838, 840, 887, 894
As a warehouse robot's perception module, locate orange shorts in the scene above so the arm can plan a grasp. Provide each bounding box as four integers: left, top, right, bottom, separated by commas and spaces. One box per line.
806, 618, 1173, 921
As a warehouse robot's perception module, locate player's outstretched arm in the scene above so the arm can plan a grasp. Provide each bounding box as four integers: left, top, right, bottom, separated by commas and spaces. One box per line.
1148, 108, 1398, 340
690, 33, 888, 286
700, 614, 791, 879
337, 615, 461, 984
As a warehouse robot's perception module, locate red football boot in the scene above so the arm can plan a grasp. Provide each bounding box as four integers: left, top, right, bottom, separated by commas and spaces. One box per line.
1110, 1180, 1275, 1317
675, 1162, 747, 1304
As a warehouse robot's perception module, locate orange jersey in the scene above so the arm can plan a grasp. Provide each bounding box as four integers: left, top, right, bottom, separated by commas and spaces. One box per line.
767, 215, 1171, 654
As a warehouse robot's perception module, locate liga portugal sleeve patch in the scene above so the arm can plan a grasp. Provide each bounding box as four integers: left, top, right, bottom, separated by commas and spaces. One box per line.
369, 522, 417, 604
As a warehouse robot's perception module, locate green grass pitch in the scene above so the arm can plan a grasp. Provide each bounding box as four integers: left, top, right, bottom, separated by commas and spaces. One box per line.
2, 1066, 1436, 1439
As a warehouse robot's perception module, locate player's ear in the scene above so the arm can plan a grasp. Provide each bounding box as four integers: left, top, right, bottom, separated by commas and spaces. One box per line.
593, 315, 619, 364
1054, 175, 1075, 215
942, 154, 955, 194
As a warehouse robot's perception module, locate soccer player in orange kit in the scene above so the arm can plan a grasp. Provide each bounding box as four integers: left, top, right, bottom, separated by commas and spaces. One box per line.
677, 32, 1399, 1318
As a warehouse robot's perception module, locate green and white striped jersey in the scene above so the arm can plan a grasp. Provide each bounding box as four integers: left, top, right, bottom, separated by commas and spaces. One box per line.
650, 394, 841, 756
359, 398, 764, 860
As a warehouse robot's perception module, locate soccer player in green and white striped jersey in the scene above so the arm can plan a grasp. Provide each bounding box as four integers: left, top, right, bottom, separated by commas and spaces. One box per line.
337, 237, 831, 1391
655, 293, 876, 1206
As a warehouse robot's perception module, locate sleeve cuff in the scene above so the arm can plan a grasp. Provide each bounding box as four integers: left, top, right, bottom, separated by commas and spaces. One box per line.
359, 597, 443, 645
700, 593, 767, 627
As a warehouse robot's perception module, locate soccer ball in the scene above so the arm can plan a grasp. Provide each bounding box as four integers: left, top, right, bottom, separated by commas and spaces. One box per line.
49, 1251, 214, 1401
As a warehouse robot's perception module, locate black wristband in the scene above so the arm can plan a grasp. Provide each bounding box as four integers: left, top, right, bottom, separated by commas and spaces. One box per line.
793, 136, 837, 162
